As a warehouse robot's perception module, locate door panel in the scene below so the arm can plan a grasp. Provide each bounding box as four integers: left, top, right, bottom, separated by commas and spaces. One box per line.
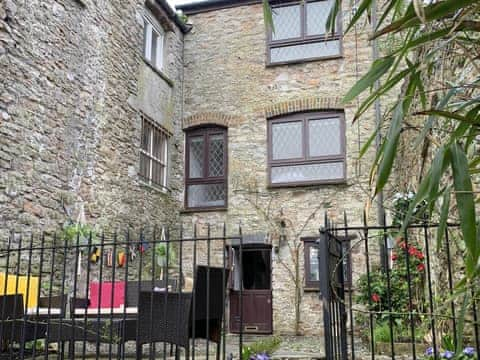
229, 290, 273, 334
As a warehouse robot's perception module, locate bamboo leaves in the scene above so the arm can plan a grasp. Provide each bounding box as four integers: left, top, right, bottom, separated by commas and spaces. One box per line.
375, 101, 403, 195
344, 56, 395, 104
450, 142, 478, 276
372, 0, 479, 39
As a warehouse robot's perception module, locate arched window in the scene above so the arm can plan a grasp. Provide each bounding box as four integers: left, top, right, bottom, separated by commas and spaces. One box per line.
185, 126, 227, 210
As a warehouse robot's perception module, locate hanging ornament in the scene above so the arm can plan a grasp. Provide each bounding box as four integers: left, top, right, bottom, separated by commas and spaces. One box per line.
138, 237, 149, 253
106, 249, 113, 267
129, 245, 137, 261
90, 247, 101, 264
77, 251, 82, 276
117, 251, 126, 267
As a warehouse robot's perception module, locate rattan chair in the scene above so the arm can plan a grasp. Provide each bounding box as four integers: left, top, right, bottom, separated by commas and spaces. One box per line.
0, 294, 63, 355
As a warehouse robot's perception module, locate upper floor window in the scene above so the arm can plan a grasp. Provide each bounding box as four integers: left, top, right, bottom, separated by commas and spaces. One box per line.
267, 111, 346, 186
185, 126, 228, 210
143, 13, 165, 71
267, 0, 341, 65
140, 115, 170, 190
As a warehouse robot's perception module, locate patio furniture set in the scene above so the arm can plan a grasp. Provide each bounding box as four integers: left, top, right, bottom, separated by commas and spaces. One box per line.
0, 265, 228, 359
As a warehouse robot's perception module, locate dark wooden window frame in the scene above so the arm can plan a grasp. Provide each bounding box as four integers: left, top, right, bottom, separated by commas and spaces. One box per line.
266, 0, 343, 66
184, 126, 228, 211
139, 114, 171, 190
302, 236, 352, 291
303, 237, 320, 290
267, 111, 346, 187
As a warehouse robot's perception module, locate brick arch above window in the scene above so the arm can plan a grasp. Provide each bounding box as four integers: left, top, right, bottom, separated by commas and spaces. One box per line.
263, 96, 343, 119
182, 112, 244, 130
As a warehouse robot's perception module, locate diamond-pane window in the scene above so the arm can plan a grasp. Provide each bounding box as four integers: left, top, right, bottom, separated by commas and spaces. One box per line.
306, 0, 334, 36
187, 183, 226, 208
272, 121, 303, 160
308, 117, 341, 157
268, 112, 345, 186
272, 5, 301, 41
268, 0, 341, 65
186, 127, 227, 209
189, 137, 204, 178
209, 134, 225, 177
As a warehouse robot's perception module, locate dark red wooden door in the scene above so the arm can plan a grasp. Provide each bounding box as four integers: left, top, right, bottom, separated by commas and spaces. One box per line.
229, 247, 272, 334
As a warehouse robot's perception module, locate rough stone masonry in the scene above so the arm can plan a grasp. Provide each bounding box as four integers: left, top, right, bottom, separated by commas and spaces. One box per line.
0, 0, 186, 240
1, 0, 378, 336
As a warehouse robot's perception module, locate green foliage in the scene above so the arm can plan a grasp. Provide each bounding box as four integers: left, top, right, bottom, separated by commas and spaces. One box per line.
154, 243, 177, 266
24, 339, 45, 351
61, 223, 96, 245
356, 197, 426, 330
242, 337, 282, 360
373, 320, 426, 343
320, 0, 480, 279
374, 321, 393, 343
391, 192, 427, 227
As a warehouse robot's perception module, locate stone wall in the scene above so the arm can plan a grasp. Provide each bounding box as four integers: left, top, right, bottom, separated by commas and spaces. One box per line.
180, 1, 377, 335
0, 0, 185, 241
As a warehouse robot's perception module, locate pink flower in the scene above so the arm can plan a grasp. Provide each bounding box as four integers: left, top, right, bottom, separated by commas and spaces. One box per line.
371, 293, 381, 302
417, 263, 425, 272
416, 251, 425, 260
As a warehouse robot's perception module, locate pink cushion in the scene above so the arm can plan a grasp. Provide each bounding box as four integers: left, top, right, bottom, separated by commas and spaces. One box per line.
88, 281, 125, 309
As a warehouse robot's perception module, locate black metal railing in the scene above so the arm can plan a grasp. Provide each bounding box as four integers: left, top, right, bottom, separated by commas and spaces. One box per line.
0, 224, 245, 360
319, 213, 480, 360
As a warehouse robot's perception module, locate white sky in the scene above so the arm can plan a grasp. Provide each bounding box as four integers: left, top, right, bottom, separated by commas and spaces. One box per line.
167, 0, 208, 10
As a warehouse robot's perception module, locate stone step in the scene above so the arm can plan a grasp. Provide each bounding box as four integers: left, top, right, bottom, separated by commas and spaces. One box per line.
271, 352, 326, 360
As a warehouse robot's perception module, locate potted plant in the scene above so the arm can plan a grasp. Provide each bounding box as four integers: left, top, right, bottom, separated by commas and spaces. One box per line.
155, 243, 177, 276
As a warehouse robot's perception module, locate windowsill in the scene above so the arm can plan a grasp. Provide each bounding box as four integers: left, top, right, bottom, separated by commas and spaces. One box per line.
142, 58, 174, 88
138, 179, 170, 195
180, 207, 228, 214
304, 287, 320, 292
266, 54, 343, 67
267, 179, 347, 189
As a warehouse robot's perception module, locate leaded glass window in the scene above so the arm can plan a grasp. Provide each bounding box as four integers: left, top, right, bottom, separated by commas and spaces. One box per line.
185, 127, 227, 209
268, 0, 341, 65
268, 111, 345, 186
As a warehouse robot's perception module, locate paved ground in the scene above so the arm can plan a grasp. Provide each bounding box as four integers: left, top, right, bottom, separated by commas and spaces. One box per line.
5, 334, 326, 359
5, 335, 418, 359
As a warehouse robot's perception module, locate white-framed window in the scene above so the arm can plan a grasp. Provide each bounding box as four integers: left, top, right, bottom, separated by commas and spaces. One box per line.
140, 115, 170, 190
143, 12, 165, 71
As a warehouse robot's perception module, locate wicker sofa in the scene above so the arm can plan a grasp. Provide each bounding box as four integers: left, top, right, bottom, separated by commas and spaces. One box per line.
136, 266, 230, 360
46, 279, 177, 359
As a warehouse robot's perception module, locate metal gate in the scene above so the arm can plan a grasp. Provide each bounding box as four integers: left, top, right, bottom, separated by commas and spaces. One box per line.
316, 213, 479, 360
318, 224, 348, 360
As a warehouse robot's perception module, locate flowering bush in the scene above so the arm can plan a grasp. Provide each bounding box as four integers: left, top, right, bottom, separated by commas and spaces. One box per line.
241, 337, 281, 360
423, 346, 476, 359
357, 238, 425, 316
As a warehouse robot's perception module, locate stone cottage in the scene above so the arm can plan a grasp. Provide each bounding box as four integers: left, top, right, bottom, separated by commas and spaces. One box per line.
0, 0, 377, 336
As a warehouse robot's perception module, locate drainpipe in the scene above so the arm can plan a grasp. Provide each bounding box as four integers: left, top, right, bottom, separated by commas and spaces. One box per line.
371, 0, 387, 269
